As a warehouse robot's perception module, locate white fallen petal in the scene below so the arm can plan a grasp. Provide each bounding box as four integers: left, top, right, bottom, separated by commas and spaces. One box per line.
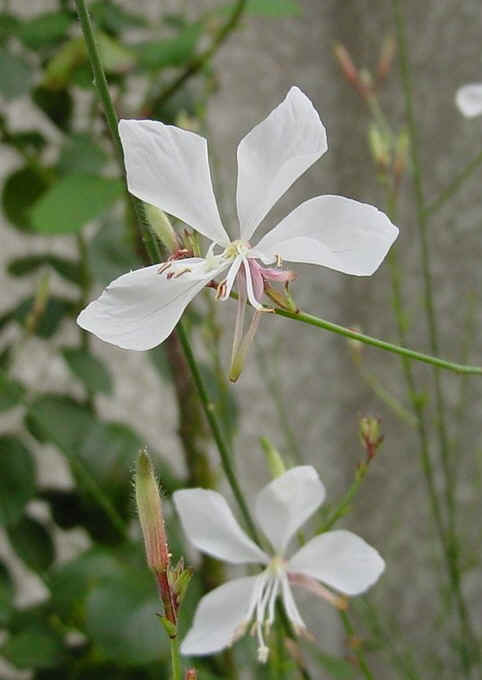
236, 86, 327, 241
255, 195, 398, 276
254, 466, 325, 555
181, 576, 260, 656
77, 259, 227, 351
455, 83, 482, 118
287, 529, 385, 596
119, 119, 229, 245
173, 488, 269, 564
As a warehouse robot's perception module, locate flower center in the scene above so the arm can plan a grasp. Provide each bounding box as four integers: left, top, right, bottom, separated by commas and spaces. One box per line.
223, 239, 250, 260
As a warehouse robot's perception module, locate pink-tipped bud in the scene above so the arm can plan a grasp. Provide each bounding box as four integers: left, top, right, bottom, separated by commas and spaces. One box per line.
135, 449, 170, 573
334, 43, 359, 86
359, 417, 383, 460
377, 36, 396, 82
185, 670, 197, 680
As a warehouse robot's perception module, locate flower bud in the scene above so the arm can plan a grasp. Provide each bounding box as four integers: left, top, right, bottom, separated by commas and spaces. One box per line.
144, 203, 178, 254
260, 437, 286, 478
185, 670, 197, 680
393, 129, 410, 183
377, 36, 396, 82
368, 124, 391, 170
359, 417, 383, 460
334, 43, 359, 87
135, 449, 170, 573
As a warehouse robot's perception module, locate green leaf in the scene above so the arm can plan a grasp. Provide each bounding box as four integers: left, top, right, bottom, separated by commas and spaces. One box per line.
15, 296, 76, 338
308, 647, 359, 679
86, 565, 168, 664
7, 516, 55, 572
57, 133, 107, 175
32, 86, 73, 131
90, 1, 147, 34
6, 130, 47, 153
221, 0, 302, 16
31, 174, 123, 235
0, 373, 25, 411
16, 11, 72, 49
0, 561, 14, 626
61, 347, 113, 395
96, 32, 135, 72
134, 23, 201, 70
2, 627, 67, 669
0, 49, 32, 99
8, 254, 82, 285
0, 13, 19, 45
88, 218, 140, 286
0, 436, 35, 527
2, 166, 49, 233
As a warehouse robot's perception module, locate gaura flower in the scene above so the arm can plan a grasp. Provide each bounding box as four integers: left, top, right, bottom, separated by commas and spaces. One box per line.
78, 87, 398, 378
455, 83, 482, 118
173, 466, 385, 663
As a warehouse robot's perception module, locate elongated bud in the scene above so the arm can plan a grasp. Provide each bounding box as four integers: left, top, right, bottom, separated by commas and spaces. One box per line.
377, 36, 396, 82
185, 670, 197, 680
359, 417, 383, 460
334, 43, 359, 86
368, 124, 391, 170
260, 437, 286, 478
135, 449, 170, 572
144, 203, 178, 254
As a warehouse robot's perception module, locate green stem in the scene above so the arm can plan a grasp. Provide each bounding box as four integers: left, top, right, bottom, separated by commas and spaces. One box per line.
272, 306, 482, 375
150, 0, 248, 109
424, 148, 482, 218
170, 636, 181, 680
357, 364, 417, 427
340, 610, 374, 680
317, 464, 368, 534
392, 1, 476, 672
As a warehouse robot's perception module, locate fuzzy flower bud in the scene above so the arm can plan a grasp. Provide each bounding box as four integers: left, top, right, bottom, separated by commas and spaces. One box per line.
135, 449, 170, 573
334, 43, 359, 87
184, 670, 197, 680
359, 417, 383, 460
260, 437, 286, 478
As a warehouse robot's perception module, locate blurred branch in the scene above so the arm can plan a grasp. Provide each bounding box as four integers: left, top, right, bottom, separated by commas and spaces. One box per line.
424, 148, 482, 218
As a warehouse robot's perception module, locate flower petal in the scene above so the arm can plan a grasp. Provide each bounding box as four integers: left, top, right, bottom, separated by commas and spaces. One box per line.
255, 195, 398, 276
119, 119, 229, 245
181, 575, 260, 656
77, 259, 227, 351
254, 466, 325, 555
173, 489, 269, 564
236, 86, 327, 241
455, 83, 482, 118
288, 529, 385, 596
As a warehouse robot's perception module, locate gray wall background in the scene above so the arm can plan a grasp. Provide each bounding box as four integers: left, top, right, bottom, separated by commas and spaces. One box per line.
1, 0, 481, 677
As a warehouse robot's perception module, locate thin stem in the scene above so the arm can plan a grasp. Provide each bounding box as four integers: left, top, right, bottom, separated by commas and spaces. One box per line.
272, 307, 482, 375
392, 1, 477, 672
176, 322, 260, 543
317, 464, 368, 534
424, 148, 482, 218
150, 0, 248, 110
357, 363, 417, 427
340, 610, 374, 680
170, 636, 181, 680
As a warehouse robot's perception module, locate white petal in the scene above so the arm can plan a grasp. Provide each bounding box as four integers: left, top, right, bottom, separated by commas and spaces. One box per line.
181, 576, 260, 656
173, 489, 269, 564
255, 195, 398, 276
236, 86, 327, 241
119, 119, 229, 245
77, 259, 227, 351
280, 572, 306, 631
254, 466, 325, 555
455, 83, 482, 118
288, 530, 385, 596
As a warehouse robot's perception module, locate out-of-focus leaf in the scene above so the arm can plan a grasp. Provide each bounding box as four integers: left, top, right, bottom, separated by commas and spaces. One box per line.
90, 1, 147, 34
149, 345, 171, 383
152, 86, 197, 124
31, 174, 123, 235
57, 133, 107, 175
0, 373, 25, 411
0, 13, 19, 45
0, 436, 35, 527
221, 0, 302, 15
6, 130, 47, 153
16, 11, 72, 50
61, 346, 113, 395
8, 254, 82, 285
2, 166, 49, 233
307, 646, 359, 678
199, 363, 239, 444
1, 627, 67, 669
96, 32, 135, 72
0, 561, 14, 626
15, 296, 76, 338
0, 49, 32, 99
7, 516, 55, 572
86, 565, 168, 664
134, 23, 201, 70
88, 218, 140, 286
32, 86, 73, 131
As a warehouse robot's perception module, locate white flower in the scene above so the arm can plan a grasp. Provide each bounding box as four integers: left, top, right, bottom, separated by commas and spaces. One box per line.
455, 83, 482, 118
173, 466, 385, 662
78, 87, 398, 366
